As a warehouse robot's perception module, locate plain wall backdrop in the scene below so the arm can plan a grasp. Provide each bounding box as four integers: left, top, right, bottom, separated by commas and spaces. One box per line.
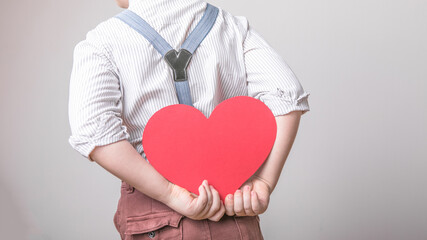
1, 0, 426, 239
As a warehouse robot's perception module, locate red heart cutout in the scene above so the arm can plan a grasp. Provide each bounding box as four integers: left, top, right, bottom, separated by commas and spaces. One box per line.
142, 96, 277, 200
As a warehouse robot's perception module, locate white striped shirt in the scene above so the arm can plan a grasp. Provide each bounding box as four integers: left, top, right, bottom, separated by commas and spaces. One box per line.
68, 0, 311, 162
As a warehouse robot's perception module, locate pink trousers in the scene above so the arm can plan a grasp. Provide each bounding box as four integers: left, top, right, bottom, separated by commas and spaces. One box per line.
113, 180, 264, 240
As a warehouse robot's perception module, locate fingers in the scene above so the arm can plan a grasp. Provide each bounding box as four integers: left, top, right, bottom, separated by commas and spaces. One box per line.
195, 180, 226, 220
251, 191, 261, 214
204, 181, 213, 207
208, 199, 226, 222
193, 180, 262, 220
228, 185, 259, 217
199, 180, 213, 216
243, 185, 256, 216
206, 185, 221, 217
225, 194, 235, 216
195, 180, 208, 213
233, 189, 245, 216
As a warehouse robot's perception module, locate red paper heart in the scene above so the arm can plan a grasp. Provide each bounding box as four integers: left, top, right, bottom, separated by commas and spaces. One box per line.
142, 96, 277, 200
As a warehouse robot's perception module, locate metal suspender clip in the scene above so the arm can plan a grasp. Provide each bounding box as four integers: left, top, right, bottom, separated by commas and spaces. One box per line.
164, 49, 193, 82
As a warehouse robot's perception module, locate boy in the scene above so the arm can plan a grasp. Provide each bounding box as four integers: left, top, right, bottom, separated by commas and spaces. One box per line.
68, 0, 310, 238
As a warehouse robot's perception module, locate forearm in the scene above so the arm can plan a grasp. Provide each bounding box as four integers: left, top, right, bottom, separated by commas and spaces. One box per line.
89, 139, 172, 204
254, 110, 302, 192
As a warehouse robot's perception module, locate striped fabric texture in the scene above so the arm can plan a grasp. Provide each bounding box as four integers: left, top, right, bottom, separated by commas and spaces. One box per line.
68, 0, 311, 162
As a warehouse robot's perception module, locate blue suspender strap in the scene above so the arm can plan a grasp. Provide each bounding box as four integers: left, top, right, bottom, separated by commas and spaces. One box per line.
181, 3, 219, 54
174, 81, 193, 106
114, 4, 219, 106
114, 10, 173, 56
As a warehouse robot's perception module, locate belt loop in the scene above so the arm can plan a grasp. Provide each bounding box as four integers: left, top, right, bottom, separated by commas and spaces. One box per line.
124, 182, 135, 193
203, 219, 212, 240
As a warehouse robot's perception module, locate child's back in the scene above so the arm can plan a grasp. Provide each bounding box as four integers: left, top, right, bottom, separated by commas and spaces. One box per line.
68, 0, 310, 239
69, 0, 309, 161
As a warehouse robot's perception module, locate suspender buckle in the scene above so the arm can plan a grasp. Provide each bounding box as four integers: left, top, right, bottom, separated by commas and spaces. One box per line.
164, 49, 193, 82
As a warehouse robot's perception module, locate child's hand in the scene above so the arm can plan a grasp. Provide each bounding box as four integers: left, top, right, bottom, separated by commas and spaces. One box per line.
224, 175, 272, 216
165, 180, 225, 221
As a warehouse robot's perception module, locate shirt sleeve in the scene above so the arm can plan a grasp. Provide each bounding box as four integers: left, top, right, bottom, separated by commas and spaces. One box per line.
68, 31, 130, 162
240, 18, 311, 116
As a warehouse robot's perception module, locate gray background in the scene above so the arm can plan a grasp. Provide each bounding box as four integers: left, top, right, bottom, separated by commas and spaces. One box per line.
1, 0, 426, 239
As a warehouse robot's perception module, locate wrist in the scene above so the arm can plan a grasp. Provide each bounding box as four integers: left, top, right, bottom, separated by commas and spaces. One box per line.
253, 174, 273, 194
158, 180, 174, 206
